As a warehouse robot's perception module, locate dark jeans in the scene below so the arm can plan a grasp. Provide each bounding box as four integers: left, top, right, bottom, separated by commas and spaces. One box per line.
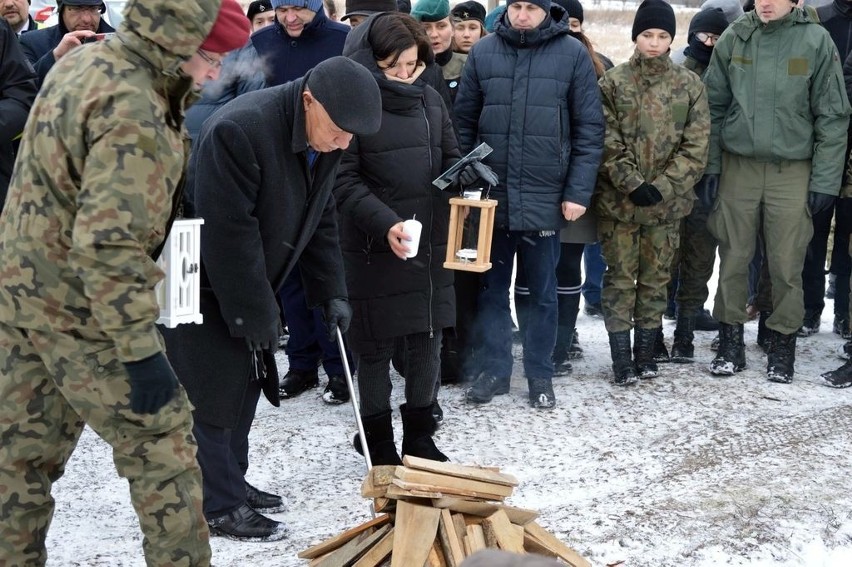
193, 378, 261, 518
471, 229, 560, 380
582, 241, 605, 305
278, 266, 349, 375
830, 198, 852, 319
802, 203, 835, 316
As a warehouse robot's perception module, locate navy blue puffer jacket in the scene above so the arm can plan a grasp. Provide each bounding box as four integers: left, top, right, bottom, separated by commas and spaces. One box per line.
454, 7, 604, 231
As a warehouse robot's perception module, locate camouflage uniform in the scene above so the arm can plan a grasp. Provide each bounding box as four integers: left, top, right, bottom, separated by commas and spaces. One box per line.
594, 50, 710, 334
0, 0, 220, 564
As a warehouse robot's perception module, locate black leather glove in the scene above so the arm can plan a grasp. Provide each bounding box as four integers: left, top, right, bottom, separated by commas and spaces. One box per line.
322, 298, 352, 341
458, 160, 499, 188
244, 318, 282, 352
628, 182, 663, 207
123, 353, 178, 414
695, 174, 720, 209
808, 191, 836, 216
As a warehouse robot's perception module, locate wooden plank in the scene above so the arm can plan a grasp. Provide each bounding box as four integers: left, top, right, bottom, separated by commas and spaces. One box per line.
482, 510, 525, 553
299, 514, 391, 559
391, 500, 441, 567
523, 533, 558, 558
395, 467, 514, 497
312, 529, 372, 567
523, 522, 591, 567
314, 525, 392, 567
353, 527, 395, 567
465, 524, 486, 553
402, 456, 519, 487
424, 539, 448, 567
431, 498, 538, 525
362, 465, 398, 498
386, 483, 443, 500
451, 513, 468, 556
437, 508, 465, 567
393, 479, 505, 502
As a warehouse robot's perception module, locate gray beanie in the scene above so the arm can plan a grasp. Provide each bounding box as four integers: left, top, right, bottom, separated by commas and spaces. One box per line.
305, 56, 382, 136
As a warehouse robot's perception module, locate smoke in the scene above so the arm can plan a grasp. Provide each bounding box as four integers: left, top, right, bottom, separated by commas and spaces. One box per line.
201, 48, 270, 99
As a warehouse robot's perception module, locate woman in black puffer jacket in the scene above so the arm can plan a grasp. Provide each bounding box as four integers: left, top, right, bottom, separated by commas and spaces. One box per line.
336, 12, 461, 466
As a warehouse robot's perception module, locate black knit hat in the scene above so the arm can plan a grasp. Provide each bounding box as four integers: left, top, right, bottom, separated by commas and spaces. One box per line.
342, 0, 398, 21
247, 0, 272, 21
687, 7, 728, 42
451, 1, 486, 24
508, 0, 551, 13
305, 57, 382, 136
631, 0, 676, 41
552, 0, 583, 23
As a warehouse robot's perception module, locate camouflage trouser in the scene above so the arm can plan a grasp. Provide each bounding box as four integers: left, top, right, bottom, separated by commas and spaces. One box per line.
673, 201, 718, 315
708, 153, 812, 335
600, 219, 680, 333
0, 323, 210, 567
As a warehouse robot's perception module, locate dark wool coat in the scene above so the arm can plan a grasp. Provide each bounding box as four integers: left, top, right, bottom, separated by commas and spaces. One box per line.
336, 14, 461, 353
161, 76, 347, 429
19, 17, 115, 86
454, 6, 604, 231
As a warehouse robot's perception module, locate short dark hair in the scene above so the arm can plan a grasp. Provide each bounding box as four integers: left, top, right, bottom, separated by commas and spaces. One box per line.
368, 13, 433, 68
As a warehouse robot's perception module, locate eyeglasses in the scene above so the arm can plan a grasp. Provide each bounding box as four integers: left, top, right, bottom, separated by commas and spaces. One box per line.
66, 5, 103, 16
196, 49, 223, 69
696, 32, 720, 45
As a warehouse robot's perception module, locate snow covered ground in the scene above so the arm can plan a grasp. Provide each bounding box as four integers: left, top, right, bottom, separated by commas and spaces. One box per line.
46, 291, 852, 566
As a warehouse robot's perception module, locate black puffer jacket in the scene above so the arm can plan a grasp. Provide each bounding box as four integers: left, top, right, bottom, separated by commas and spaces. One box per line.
337, 14, 461, 353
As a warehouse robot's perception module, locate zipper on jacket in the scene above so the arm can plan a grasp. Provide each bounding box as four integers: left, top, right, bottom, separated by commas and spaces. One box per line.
422, 101, 435, 339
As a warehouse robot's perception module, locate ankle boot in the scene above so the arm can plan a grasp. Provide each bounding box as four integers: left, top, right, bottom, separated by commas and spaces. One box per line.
670, 314, 695, 363
352, 410, 402, 466
767, 331, 796, 384
400, 404, 448, 462
634, 327, 660, 378
756, 311, 772, 353
608, 331, 638, 386
710, 323, 746, 376
653, 328, 670, 363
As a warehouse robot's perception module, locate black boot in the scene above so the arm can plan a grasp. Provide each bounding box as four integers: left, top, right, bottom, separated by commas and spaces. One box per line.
756, 311, 772, 354
352, 410, 402, 466
821, 360, 852, 388
633, 327, 660, 378
710, 323, 746, 376
694, 308, 720, 331
766, 331, 796, 384
608, 331, 638, 386
653, 328, 670, 363
797, 310, 821, 337
670, 314, 695, 363
568, 328, 584, 359
401, 404, 448, 462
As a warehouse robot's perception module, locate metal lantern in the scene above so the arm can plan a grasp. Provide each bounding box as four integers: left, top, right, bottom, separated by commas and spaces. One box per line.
444, 192, 497, 273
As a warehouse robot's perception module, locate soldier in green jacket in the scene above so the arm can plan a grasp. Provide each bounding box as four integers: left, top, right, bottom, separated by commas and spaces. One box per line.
0, 0, 249, 564
702, 0, 851, 383
594, 0, 710, 385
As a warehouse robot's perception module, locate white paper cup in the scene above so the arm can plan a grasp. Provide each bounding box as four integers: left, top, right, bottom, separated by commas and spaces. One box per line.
402, 219, 422, 258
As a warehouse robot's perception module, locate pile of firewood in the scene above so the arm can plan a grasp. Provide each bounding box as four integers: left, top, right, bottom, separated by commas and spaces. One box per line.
298, 456, 590, 567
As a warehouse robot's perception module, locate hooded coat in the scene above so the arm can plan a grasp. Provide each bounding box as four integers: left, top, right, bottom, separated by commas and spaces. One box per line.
0, 0, 218, 365
335, 13, 460, 353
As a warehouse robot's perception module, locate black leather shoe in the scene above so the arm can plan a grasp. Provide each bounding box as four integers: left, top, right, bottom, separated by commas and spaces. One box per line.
245, 482, 286, 514
322, 374, 349, 405
207, 503, 287, 542
465, 374, 510, 404
279, 368, 319, 398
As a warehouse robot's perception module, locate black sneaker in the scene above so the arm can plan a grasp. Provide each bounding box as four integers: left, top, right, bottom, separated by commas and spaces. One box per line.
584, 302, 604, 318
821, 360, 852, 388
207, 503, 287, 542
279, 368, 319, 398
528, 378, 556, 409
465, 374, 510, 404
245, 482, 286, 514
322, 374, 349, 405
552, 356, 573, 377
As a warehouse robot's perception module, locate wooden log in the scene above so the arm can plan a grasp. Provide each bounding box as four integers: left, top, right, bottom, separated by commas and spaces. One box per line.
353, 527, 395, 567
431, 498, 538, 525
482, 510, 525, 553
523, 521, 591, 567
314, 526, 391, 567
425, 539, 448, 567
401, 456, 519, 487
374, 497, 394, 513
465, 524, 487, 553
393, 479, 506, 502
391, 500, 441, 567
395, 467, 514, 498
299, 515, 391, 559
361, 465, 399, 498
437, 508, 465, 567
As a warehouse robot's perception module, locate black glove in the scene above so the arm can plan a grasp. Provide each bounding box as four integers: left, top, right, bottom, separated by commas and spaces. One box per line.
628, 182, 663, 207
458, 160, 499, 188
808, 191, 836, 216
123, 353, 178, 414
322, 298, 352, 341
695, 174, 719, 209
244, 318, 282, 352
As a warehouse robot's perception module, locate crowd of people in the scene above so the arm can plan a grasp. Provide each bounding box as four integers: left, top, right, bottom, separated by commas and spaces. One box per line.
2, 0, 852, 562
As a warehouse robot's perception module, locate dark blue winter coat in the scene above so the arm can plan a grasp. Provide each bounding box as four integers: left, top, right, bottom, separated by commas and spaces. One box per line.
251, 9, 348, 87
19, 18, 115, 86
454, 7, 604, 231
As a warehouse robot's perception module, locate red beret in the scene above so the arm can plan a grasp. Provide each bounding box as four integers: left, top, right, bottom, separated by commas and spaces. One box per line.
200, 0, 251, 54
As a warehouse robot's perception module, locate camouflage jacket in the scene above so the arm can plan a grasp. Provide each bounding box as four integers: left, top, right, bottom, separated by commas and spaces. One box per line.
593, 49, 710, 225
0, 0, 219, 363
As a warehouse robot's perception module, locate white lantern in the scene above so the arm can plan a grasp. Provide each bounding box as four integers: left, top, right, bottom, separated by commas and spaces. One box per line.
155, 218, 204, 328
